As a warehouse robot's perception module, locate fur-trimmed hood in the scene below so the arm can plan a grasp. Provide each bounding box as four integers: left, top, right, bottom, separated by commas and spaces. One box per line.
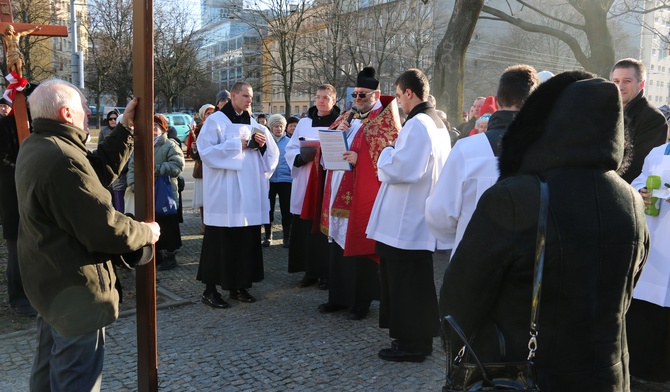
498, 71, 628, 179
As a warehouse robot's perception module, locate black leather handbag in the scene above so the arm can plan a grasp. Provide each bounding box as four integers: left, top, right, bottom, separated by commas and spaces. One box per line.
442, 177, 549, 392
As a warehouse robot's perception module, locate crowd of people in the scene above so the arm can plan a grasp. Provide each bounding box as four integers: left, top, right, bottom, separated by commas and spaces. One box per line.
3, 56, 670, 390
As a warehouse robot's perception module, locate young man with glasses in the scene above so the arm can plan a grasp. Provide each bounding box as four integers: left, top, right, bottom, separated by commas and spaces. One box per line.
367, 68, 451, 363
316, 67, 401, 321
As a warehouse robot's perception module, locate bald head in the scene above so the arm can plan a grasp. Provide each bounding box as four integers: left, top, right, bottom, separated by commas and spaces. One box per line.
28, 78, 90, 132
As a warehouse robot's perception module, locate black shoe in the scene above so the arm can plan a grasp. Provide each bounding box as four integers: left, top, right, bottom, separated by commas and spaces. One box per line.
392, 339, 433, 356
262, 239, 271, 247
11, 303, 37, 317
318, 302, 346, 314
318, 278, 328, 290
378, 347, 425, 363
299, 277, 318, 288
201, 292, 230, 309
230, 289, 256, 303
347, 306, 369, 321
157, 257, 177, 271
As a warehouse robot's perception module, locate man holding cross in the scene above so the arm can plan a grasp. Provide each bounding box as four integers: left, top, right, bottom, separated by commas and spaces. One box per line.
15, 79, 160, 391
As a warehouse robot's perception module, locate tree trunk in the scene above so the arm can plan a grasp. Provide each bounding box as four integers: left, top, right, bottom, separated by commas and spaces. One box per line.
581, 2, 615, 77
433, 0, 484, 126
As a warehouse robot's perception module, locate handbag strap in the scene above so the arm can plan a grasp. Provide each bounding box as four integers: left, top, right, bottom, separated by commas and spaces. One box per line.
445, 315, 490, 373
444, 176, 550, 386
527, 176, 549, 360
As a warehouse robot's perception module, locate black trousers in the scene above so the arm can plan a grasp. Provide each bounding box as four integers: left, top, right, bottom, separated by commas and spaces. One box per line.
627, 298, 670, 381
328, 243, 380, 308
197, 225, 264, 290
268, 182, 292, 234
379, 254, 440, 340
287, 216, 329, 277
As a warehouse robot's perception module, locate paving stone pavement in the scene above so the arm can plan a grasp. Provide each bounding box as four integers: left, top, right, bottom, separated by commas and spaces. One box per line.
2, 159, 669, 391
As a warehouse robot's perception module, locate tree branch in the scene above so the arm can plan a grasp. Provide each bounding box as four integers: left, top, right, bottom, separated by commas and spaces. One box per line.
481, 5, 590, 66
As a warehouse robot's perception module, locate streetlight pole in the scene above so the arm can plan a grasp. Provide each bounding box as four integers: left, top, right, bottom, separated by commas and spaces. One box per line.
70, 0, 82, 88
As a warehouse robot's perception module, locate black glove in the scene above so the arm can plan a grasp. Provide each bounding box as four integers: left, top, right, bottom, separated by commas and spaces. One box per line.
299, 146, 317, 163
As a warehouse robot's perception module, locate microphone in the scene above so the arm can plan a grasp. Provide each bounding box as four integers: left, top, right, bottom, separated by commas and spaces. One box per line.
346, 106, 359, 124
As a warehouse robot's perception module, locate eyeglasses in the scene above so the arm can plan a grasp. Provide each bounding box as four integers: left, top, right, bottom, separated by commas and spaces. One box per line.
108, 117, 117, 121
351, 91, 375, 99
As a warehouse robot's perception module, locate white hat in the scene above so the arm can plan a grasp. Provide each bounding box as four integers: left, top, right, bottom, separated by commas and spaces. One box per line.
199, 104, 215, 119
537, 71, 555, 83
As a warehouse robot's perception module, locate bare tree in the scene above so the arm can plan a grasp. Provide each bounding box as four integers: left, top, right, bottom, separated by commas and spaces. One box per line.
243, 0, 309, 118
343, 0, 413, 89
431, 0, 667, 124
394, 1, 436, 77
433, 0, 484, 123
298, 0, 436, 106
154, 3, 207, 112
85, 0, 133, 121
298, 0, 355, 103
10, 0, 58, 80
85, 0, 134, 106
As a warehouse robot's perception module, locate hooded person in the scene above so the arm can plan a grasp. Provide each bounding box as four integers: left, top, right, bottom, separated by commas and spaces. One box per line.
0, 97, 12, 117
215, 89, 231, 110
127, 114, 185, 271
440, 71, 648, 391
468, 95, 496, 136
314, 67, 401, 321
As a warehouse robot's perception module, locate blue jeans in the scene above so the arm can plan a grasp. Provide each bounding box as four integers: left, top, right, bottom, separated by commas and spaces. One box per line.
30, 315, 105, 392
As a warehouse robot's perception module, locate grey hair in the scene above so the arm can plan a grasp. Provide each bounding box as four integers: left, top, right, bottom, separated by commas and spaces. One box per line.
28, 78, 84, 121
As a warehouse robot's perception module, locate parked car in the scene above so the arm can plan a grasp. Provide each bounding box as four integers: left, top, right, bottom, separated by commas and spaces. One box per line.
162, 113, 193, 143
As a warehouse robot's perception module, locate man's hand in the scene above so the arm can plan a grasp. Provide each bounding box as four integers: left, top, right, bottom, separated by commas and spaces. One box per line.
253, 132, 266, 148
640, 187, 652, 205
337, 120, 350, 132
343, 150, 357, 166
143, 221, 161, 244
121, 97, 139, 129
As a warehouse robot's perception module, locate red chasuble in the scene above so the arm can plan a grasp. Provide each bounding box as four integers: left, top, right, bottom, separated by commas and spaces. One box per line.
303, 96, 400, 261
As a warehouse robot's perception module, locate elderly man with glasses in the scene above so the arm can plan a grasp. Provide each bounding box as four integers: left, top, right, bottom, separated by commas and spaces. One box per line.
315, 66, 401, 321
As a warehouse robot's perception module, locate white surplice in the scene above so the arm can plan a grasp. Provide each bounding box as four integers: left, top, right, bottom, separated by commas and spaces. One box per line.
284, 118, 331, 215
366, 112, 451, 251
631, 143, 670, 307
196, 111, 279, 227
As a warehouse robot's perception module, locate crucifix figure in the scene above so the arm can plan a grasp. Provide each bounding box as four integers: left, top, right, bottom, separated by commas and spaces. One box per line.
0, 0, 67, 143
2, 24, 41, 77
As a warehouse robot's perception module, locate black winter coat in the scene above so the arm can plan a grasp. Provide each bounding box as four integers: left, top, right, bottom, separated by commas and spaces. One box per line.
441, 75, 649, 392
619, 90, 667, 183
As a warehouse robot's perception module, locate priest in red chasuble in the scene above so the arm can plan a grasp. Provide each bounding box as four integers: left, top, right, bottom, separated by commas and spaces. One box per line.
313, 66, 401, 321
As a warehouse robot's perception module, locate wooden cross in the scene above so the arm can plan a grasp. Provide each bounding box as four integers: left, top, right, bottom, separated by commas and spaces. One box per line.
0, 0, 68, 143
132, 0, 158, 390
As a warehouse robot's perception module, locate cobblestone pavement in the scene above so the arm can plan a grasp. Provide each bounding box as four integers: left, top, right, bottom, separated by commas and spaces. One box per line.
1, 160, 669, 391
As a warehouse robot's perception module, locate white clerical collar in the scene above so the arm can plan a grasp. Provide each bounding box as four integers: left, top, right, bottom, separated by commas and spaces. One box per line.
359, 100, 382, 118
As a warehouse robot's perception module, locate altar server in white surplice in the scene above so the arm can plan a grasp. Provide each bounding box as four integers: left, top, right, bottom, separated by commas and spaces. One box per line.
627, 142, 670, 382
366, 69, 451, 363
196, 81, 279, 309
284, 84, 340, 288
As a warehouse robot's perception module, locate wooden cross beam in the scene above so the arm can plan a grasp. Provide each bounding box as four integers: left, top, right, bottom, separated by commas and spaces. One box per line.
132, 0, 158, 390
0, 0, 68, 144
